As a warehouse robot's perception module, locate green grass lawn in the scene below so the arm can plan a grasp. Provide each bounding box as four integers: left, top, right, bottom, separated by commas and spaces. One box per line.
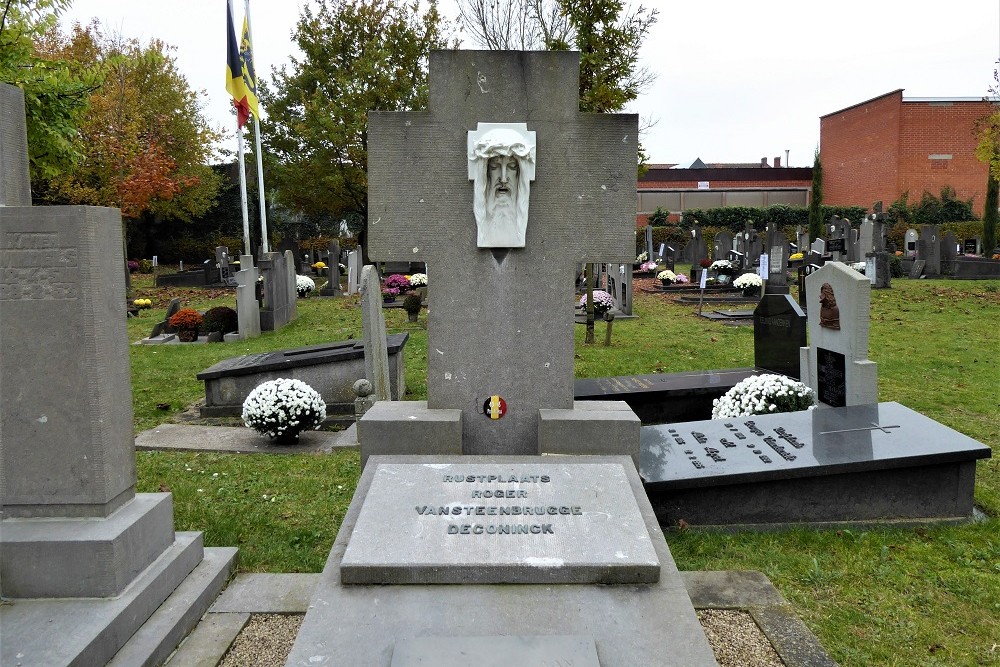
130, 273, 1000, 667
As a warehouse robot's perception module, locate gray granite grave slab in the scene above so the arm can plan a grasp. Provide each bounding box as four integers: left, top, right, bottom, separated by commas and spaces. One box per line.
920, 224, 941, 275
197, 334, 408, 417
639, 402, 990, 527
259, 251, 292, 331
390, 635, 600, 667
285, 455, 718, 667
0, 84, 31, 206
368, 50, 637, 456
340, 460, 659, 584
320, 240, 341, 295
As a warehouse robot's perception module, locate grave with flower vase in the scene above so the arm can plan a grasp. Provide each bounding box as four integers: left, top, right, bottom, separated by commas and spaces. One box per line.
638, 262, 991, 528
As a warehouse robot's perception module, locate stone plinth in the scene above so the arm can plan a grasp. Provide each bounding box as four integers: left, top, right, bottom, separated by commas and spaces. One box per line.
284, 456, 717, 667
538, 401, 640, 468
340, 460, 659, 585
359, 401, 463, 466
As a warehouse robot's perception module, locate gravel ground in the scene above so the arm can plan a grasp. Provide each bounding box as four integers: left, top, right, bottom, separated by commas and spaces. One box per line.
220, 614, 303, 667
222, 610, 784, 666
698, 609, 785, 667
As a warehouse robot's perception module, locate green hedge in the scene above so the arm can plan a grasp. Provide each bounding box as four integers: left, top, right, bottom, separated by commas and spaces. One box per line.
678, 204, 869, 232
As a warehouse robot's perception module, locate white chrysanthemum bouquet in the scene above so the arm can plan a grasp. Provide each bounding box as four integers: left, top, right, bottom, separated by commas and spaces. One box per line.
296, 274, 316, 297
242, 378, 326, 444
711, 373, 814, 419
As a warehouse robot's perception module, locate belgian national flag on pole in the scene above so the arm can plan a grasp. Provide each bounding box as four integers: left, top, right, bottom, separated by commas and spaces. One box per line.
225, 0, 251, 128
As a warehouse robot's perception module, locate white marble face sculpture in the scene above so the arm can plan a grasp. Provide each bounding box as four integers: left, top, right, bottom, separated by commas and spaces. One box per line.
468, 123, 536, 248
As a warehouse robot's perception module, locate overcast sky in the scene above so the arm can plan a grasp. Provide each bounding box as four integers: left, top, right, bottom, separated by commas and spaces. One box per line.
61, 1, 1000, 168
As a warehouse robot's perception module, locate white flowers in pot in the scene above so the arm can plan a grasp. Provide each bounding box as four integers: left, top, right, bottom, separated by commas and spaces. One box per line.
296, 274, 316, 297
711, 373, 814, 419
242, 378, 327, 444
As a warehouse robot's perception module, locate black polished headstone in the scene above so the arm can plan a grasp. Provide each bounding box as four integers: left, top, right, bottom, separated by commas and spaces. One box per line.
826, 238, 846, 253
816, 346, 846, 407
753, 294, 806, 379
639, 402, 991, 526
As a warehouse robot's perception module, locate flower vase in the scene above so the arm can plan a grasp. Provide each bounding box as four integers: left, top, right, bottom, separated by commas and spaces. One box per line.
660, 279, 672, 287
272, 429, 301, 445
407, 312, 419, 323
383, 296, 395, 304
743, 287, 760, 298
178, 329, 198, 342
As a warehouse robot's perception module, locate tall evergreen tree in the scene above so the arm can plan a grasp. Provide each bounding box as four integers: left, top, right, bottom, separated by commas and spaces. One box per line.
983, 174, 998, 256
808, 148, 823, 242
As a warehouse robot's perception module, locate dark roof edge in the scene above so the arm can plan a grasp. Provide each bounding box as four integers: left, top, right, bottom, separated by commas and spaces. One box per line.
820, 89, 904, 119
640, 167, 813, 183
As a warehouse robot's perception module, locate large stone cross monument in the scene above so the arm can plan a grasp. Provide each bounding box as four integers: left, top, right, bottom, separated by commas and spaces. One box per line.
366, 50, 638, 455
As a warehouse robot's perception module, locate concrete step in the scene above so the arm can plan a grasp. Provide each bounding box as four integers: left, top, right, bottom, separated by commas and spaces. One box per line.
163, 612, 249, 667
107, 546, 238, 667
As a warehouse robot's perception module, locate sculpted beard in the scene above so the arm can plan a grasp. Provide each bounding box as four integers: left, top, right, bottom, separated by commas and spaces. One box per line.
486, 188, 516, 232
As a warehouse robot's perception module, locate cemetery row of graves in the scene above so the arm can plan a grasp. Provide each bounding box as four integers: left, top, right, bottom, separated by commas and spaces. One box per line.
121, 270, 1000, 666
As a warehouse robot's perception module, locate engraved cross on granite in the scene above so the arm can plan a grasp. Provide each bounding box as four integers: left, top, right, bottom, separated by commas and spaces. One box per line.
368, 51, 637, 454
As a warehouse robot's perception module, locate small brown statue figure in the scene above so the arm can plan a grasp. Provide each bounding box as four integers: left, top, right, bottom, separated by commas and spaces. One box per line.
818, 282, 840, 330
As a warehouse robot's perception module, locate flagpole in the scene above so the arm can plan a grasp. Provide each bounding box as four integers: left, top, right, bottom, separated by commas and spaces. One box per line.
244, 0, 269, 255
236, 123, 251, 257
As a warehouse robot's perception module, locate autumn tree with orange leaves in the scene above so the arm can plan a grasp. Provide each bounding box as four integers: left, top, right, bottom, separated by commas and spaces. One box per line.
34, 21, 222, 225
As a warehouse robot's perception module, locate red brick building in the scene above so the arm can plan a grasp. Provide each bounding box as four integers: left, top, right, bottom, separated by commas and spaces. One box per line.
820, 90, 993, 216
636, 158, 813, 225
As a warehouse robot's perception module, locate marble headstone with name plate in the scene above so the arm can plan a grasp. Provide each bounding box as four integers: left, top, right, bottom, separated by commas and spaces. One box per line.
763, 222, 788, 294
799, 262, 878, 407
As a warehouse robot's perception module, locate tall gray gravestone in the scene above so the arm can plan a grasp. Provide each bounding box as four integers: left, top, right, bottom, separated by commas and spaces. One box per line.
364, 50, 639, 456
644, 224, 653, 260
713, 230, 733, 261
284, 248, 299, 320
799, 262, 878, 407
259, 251, 292, 331
227, 253, 261, 341
918, 225, 941, 276
320, 239, 341, 296
359, 265, 391, 401
940, 230, 958, 273
346, 248, 361, 294
764, 222, 788, 294
604, 262, 633, 316
0, 83, 234, 666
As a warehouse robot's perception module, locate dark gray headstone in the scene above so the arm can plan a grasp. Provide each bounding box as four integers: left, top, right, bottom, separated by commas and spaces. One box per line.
0, 84, 31, 206
909, 259, 926, 279
644, 225, 653, 259
276, 237, 302, 273
940, 231, 958, 272
319, 240, 341, 296
753, 294, 806, 379
367, 50, 636, 455
259, 251, 292, 331
919, 225, 940, 275
713, 231, 733, 260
